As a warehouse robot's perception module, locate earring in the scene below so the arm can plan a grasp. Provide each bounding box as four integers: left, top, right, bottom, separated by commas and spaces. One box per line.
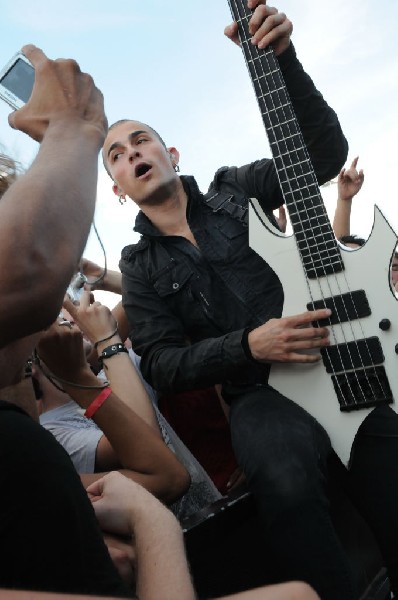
119, 195, 126, 205
174, 164, 180, 173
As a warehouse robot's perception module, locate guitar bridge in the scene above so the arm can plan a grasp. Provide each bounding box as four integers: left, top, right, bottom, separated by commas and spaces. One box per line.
332, 366, 393, 412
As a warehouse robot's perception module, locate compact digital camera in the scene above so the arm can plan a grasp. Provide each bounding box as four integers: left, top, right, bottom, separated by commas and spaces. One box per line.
0, 52, 34, 110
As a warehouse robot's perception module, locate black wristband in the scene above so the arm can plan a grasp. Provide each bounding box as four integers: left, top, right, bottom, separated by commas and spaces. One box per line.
241, 327, 256, 362
99, 343, 128, 366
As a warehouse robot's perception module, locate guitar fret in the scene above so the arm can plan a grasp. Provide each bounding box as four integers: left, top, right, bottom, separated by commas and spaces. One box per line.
278, 166, 315, 175
292, 215, 332, 228
251, 85, 287, 97
295, 224, 334, 236
274, 147, 309, 159
296, 228, 335, 239
286, 196, 324, 207
304, 256, 343, 267
269, 131, 302, 144
301, 243, 339, 256
280, 180, 319, 193
252, 70, 281, 82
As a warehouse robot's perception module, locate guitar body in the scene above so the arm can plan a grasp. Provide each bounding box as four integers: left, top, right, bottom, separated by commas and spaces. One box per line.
250, 200, 398, 465
226, 0, 398, 466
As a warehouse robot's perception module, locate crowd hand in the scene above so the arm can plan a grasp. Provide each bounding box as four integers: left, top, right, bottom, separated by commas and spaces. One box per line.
337, 156, 364, 202
87, 471, 171, 537
224, 0, 292, 55
248, 308, 331, 363
81, 257, 122, 293
81, 257, 105, 290
275, 204, 287, 233
8, 44, 107, 143
103, 533, 136, 588
63, 289, 118, 346
36, 319, 90, 382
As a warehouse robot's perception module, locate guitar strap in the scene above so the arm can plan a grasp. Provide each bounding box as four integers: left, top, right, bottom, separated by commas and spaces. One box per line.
202, 167, 248, 227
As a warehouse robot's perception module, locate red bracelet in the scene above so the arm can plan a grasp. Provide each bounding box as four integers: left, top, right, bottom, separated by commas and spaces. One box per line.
84, 387, 112, 419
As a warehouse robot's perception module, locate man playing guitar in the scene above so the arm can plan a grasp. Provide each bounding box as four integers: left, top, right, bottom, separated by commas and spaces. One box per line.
103, 2, 398, 598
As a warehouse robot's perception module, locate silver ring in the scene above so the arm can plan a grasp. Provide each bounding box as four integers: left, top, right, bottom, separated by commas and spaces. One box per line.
58, 319, 72, 329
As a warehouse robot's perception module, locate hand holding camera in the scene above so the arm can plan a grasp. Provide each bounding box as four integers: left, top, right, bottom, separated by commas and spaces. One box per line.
4, 44, 107, 144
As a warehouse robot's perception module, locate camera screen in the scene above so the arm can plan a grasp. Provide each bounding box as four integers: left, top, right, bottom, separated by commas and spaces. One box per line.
1, 58, 34, 103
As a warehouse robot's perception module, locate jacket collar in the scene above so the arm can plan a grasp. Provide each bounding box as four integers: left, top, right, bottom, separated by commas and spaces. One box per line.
133, 175, 201, 237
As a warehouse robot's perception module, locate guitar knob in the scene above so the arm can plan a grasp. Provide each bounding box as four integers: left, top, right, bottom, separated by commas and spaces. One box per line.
379, 319, 391, 331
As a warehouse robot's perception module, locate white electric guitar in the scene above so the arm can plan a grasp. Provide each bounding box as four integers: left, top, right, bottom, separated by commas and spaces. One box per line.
228, 0, 398, 465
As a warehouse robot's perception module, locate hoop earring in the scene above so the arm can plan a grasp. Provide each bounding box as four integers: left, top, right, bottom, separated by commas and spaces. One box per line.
119, 195, 126, 205
174, 164, 180, 173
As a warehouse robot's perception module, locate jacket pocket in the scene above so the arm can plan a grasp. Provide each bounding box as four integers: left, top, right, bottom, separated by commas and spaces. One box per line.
152, 260, 194, 298
215, 217, 248, 240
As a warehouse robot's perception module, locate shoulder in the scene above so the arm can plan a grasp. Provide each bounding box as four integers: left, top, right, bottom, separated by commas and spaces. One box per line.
208, 160, 273, 191
121, 237, 150, 261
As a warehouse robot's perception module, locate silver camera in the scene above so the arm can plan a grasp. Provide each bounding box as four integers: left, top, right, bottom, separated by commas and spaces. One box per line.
66, 272, 87, 304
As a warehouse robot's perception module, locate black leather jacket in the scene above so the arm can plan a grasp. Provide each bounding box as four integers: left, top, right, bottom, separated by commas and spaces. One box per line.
120, 44, 348, 393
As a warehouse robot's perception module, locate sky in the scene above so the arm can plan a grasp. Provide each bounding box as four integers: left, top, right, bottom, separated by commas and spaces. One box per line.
1, 0, 398, 306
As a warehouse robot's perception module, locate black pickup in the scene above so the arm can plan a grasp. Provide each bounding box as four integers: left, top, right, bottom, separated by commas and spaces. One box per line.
307, 290, 371, 326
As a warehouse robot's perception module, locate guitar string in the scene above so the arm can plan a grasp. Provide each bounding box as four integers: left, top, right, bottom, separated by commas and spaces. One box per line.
227, 0, 380, 408
256, 45, 380, 407
233, 1, 386, 407
253, 35, 383, 408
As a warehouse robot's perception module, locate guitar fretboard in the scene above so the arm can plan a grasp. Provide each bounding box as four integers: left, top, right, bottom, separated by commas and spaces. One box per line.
228, 0, 344, 279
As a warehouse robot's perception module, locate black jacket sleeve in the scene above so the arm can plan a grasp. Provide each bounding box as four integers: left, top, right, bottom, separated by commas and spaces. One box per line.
120, 250, 252, 393
231, 43, 348, 211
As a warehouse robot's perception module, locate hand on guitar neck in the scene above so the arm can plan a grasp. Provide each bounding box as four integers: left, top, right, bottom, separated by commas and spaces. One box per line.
224, 0, 292, 56
248, 308, 331, 364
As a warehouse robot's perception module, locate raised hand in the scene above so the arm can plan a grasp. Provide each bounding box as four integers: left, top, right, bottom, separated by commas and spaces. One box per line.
8, 44, 107, 143
63, 289, 119, 347
337, 157, 364, 203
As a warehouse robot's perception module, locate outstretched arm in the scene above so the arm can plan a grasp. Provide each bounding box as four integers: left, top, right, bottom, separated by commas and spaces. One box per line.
37, 322, 190, 502
0, 44, 107, 347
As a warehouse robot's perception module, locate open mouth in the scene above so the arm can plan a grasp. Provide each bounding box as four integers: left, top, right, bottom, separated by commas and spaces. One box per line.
135, 163, 152, 178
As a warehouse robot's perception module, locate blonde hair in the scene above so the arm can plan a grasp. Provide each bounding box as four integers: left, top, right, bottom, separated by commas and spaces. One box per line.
0, 153, 19, 199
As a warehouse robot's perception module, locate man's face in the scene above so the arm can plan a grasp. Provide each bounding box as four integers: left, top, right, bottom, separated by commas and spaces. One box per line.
103, 121, 178, 207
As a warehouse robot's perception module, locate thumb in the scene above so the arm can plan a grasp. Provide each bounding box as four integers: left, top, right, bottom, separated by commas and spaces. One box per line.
86, 476, 105, 499
224, 22, 240, 45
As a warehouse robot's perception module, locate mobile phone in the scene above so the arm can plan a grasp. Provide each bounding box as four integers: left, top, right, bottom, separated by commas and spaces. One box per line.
0, 52, 34, 110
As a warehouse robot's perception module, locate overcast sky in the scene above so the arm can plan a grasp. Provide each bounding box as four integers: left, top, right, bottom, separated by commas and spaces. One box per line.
1, 0, 397, 305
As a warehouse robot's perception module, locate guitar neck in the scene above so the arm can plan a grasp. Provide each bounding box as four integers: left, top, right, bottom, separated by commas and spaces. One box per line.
227, 0, 344, 279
